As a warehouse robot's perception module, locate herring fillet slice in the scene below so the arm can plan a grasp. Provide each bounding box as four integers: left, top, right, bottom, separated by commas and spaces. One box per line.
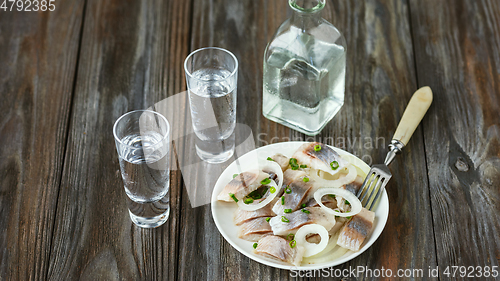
282, 169, 307, 187
343, 175, 364, 194
254, 235, 305, 266
270, 153, 290, 172
269, 207, 335, 236
337, 207, 375, 251
238, 217, 273, 242
336, 175, 364, 212
305, 195, 337, 209
272, 177, 311, 215
292, 142, 349, 176
272, 169, 310, 215
233, 204, 275, 226
217, 170, 270, 202
306, 216, 348, 243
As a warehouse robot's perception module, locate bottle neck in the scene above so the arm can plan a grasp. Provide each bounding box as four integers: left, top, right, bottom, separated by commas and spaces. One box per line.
289, 0, 324, 28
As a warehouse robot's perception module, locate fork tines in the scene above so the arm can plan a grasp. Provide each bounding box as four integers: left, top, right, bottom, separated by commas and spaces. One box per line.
356, 165, 392, 211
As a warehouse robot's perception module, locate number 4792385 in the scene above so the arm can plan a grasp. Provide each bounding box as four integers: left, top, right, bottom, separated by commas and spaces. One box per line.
1, 0, 55, 12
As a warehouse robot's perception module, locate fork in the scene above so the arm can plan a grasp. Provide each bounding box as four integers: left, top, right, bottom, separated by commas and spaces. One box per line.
357, 86, 434, 210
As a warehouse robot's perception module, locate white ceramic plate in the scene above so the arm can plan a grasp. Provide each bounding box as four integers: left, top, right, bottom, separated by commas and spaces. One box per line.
211, 141, 389, 270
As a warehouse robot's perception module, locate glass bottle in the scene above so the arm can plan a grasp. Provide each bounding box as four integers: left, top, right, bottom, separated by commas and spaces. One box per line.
262, 0, 347, 136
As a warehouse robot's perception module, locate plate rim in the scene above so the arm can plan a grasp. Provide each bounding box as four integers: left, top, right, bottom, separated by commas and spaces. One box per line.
210, 141, 389, 270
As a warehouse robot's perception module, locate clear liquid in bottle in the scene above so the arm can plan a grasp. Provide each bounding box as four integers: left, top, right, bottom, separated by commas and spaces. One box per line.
263, 0, 346, 136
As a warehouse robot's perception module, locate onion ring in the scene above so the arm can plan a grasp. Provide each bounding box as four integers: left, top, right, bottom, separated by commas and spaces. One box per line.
308, 169, 332, 186
306, 231, 340, 259
303, 245, 350, 264
294, 224, 330, 257
313, 187, 362, 217
236, 160, 283, 211
309, 164, 358, 188
302, 232, 341, 263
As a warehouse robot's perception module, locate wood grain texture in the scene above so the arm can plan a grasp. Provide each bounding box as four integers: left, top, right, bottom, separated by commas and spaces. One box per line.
179, 0, 436, 280
0, 2, 85, 280
45, 0, 192, 280
410, 0, 500, 279
2, 0, 498, 280
177, 1, 303, 281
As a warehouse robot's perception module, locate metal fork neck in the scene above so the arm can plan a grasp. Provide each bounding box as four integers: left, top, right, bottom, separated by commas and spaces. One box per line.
384, 139, 405, 166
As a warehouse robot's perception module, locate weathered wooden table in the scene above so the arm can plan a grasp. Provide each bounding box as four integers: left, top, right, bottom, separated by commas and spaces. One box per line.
1, 0, 499, 280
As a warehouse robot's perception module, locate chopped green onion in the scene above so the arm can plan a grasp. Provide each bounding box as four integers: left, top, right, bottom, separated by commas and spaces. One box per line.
261, 178, 271, 185
244, 198, 254, 204
334, 209, 340, 212
314, 144, 322, 151
345, 200, 350, 205
328, 194, 336, 199
229, 193, 238, 203
330, 161, 339, 170
301, 203, 306, 208
285, 186, 291, 194
281, 216, 290, 223
301, 209, 310, 214
300, 164, 307, 168
266, 217, 271, 222
253, 243, 258, 249
267, 157, 274, 161
303, 177, 309, 182
287, 233, 294, 240
247, 187, 268, 200
284, 209, 292, 213
346, 216, 352, 219
289, 239, 296, 248
233, 174, 239, 178
270, 186, 276, 193
281, 196, 285, 205
289, 158, 300, 170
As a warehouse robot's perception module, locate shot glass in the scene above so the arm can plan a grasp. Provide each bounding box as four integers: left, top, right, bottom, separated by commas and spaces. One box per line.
113, 110, 170, 228
184, 47, 238, 163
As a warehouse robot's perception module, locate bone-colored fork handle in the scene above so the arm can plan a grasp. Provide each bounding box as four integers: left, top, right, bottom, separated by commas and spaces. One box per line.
393, 86, 433, 145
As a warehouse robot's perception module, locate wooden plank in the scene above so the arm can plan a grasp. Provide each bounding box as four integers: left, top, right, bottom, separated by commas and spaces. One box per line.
409, 0, 500, 279
307, 0, 437, 280
177, 1, 302, 281
46, 0, 192, 280
179, 0, 436, 280
0, 2, 85, 280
